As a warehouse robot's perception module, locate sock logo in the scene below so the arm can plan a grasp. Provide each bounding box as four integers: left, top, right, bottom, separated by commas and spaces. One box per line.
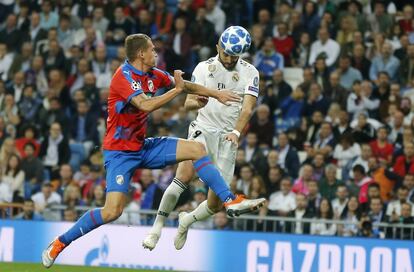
116, 175, 124, 185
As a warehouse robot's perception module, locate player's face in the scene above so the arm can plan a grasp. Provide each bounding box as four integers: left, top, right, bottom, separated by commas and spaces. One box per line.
217, 44, 239, 70
142, 40, 157, 67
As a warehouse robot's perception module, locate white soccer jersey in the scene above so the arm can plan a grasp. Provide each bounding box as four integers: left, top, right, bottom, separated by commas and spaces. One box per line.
191, 56, 260, 132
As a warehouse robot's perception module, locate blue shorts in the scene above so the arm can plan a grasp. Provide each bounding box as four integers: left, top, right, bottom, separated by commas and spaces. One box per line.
103, 137, 178, 193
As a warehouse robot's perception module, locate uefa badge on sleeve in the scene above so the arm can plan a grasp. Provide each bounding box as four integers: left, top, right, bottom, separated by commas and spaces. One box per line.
131, 80, 141, 91
116, 175, 124, 185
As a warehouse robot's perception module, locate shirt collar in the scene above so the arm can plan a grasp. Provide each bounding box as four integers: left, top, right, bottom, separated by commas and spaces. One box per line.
124, 60, 146, 76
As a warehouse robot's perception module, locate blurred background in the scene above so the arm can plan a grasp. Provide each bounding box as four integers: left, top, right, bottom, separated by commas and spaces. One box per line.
0, 0, 414, 271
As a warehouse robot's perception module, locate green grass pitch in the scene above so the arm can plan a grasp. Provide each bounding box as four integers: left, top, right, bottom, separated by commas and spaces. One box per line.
0, 262, 169, 272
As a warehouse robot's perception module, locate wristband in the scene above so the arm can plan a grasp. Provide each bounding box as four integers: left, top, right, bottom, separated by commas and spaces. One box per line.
231, 129, 241, 138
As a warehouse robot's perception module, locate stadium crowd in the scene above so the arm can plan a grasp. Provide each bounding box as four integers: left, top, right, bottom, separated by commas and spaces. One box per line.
1, 0, 414, 239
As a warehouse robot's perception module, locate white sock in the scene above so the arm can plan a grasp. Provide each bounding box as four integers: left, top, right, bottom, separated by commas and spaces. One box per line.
181, 200, 214, 228
150, 178, 187, 234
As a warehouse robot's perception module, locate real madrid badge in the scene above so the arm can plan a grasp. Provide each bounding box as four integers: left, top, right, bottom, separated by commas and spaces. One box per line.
208, 64, 216, 73
232, 72, 239, 82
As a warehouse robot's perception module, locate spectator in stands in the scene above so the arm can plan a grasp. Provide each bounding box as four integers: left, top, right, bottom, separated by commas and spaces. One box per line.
273, 22, 295, 64
53, 164, 75, 197
275, 132, 300, 179
90, 184, 105, 207
320, 164, 344, 201
369, 42, 400, 83
331, 185, 349, 218
248, 176, 267, 200
39, 122, 71, 180
81, 164, 105, 201
312, 122, 335, 158
349, 164, 375, 205
333, 133, 361, 168
14, 199, 44, 221
386, 186, 412, 218
303, 83, 330, 116
306, 180, 321, 215
302, 2, 320, 40
338, 196, 361, 236
21, 143, 44, 198
254, 37, 284, 79
291, 32, 311, 68
352, 113, 376, 144
359, 183, 381, 212
8, 42, 34, 78
18, 85, 42, 124
140, 169, 163, 210
309, 27, 340, 67
0, 43, 13, 81
249, 104, 274, 148
92, 7, 109, 39
394, 34, 409, 61
242, 132, 266, 173
264, 166, 284, 197
2, 154, 25, 202
236, 164, 255, 196
292, 164, 314, 195
63, 184, 85, 208
271, 69, 292, 106
368, 157, 399, 203
135, 9, 158, 38
325, 72, 348, 110
367, 1, 393, 34
286, 193, 312, 234
393, 141, 414, 178
40, 0, 58, 30
313, 55, 329, 92
2, 94, 20, 128
351, 44, 371, 80
337, 54, 363, 91
106, 6, 134, 46
154, 0, 173, 36
311, 198, 336, 235
31, 182, 61, 221
0, 138, 16, 170
400, 44, 414, 88
309, 153, 325, 181
279, 86, 305, 130
368, 197, 386, 230
387, 202, 414, 239
165, 16, 192, 73
369, 126, 393, 165
170, 107, 191, 139
336, 15, 357, 48
63, 207, 78, 222
190, 7, 216, 61
388, 110, 405, 143
403, 174, 414, 203
205, 0, 226, 35
213, 211, 232, 230
267, 177, 296, 216
305, 111, 324, 144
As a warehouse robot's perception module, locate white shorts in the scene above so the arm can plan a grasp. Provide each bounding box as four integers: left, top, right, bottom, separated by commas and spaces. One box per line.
188, 121, 237, 184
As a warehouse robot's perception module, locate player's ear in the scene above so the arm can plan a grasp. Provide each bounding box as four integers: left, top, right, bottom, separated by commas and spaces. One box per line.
216, 44, 219, 53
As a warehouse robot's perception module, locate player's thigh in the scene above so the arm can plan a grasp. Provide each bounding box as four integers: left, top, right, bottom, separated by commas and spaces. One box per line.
216, 138, 237, 184
175, 139, 207, 162
104, 151, 139, 194
175, 160, 196, 183
207, 188, 223, 213
140, 137, 179, 169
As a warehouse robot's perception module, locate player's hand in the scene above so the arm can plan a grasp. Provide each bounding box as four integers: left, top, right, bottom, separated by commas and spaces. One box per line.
225, 132, 239, 145
196, 95, 209, 107
174, 70, 185, 92
216, 90, 241, 106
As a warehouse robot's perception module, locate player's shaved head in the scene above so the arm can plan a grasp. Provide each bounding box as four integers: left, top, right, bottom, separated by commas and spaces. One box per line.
125, 34, 151, 62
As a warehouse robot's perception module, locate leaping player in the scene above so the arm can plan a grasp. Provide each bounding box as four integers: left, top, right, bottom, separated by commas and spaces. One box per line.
42, 33, 265, 268
143, 26, 264, 251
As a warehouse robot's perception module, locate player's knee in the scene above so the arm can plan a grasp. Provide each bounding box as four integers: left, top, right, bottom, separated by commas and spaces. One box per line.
191, 142, 207, 159
102, 206, 123, 222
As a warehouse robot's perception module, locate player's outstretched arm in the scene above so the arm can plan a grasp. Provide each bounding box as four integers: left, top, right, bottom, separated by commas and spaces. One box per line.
183, 81, 241, 106
130, 70, 185, 112
183, 94, 209, 111
225, 94, 257, 144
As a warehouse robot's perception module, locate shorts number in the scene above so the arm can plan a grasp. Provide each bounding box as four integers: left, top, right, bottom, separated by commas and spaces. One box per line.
192, 130, 202, 139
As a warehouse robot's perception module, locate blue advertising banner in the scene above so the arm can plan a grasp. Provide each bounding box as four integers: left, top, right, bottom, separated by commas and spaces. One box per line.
0, 220, 413, 272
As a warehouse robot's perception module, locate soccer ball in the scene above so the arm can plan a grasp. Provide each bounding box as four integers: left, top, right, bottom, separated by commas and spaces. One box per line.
219, 26, 251, 56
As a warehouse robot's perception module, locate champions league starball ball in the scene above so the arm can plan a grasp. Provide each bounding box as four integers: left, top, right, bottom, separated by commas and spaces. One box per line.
219, 26, 251, 56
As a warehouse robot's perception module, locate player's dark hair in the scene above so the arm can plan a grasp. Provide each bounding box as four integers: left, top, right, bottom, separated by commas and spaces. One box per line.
125, 34, 151, 62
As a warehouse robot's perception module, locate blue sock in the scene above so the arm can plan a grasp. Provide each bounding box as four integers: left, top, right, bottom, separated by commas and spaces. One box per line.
59, 208, 104, 245
193, 156, 235, 202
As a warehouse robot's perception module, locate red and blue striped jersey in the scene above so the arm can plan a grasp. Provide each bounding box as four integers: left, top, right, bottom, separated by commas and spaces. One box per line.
102, 61, 173, 151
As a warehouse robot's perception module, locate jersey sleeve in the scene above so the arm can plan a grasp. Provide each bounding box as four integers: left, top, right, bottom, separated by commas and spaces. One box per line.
191, 62, 206, 86
116, 74, 143, 103
244, 68, 260, 97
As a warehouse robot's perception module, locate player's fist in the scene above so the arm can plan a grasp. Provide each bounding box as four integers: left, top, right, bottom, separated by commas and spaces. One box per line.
216, 90, 241, 106
196, 96, 209, 107
174, 70, 185, 92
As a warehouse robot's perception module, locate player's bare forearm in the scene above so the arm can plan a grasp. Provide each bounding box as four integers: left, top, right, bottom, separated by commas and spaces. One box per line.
184, 94, 202, 111
234, 95, 257, 132
131, 88, 182, 112
183, 81, 217, 97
